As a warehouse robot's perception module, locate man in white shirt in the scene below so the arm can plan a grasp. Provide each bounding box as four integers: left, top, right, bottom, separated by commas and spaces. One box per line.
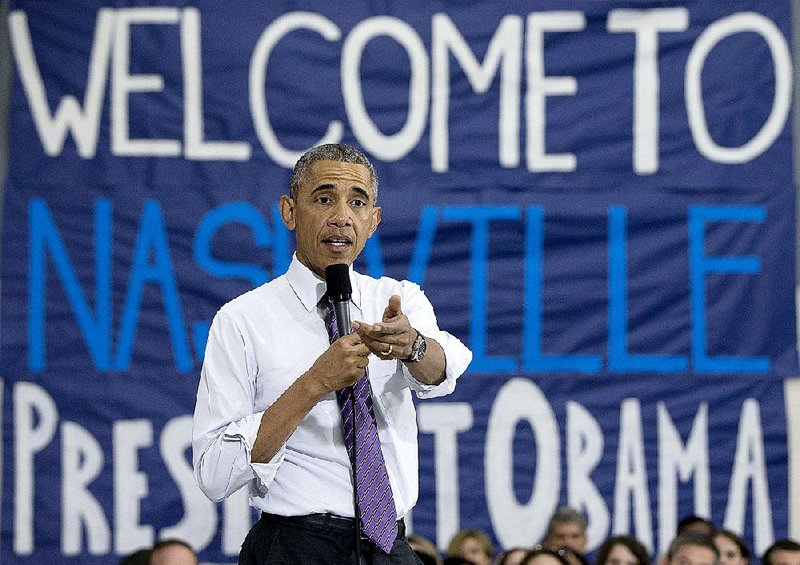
193, 143, 472, 564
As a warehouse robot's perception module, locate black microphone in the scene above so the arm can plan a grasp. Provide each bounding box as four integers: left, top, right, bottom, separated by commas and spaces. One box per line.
325, 263, 352, 337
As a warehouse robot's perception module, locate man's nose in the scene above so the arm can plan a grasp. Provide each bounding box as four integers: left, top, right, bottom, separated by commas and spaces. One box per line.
328, 201, 352, 226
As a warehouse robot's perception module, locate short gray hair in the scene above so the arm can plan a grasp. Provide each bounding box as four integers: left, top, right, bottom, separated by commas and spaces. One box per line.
547, 507, 587, 537
289, 143, 378, 201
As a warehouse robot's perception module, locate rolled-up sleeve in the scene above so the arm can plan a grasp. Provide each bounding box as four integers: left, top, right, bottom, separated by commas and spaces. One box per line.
192, 312, 284, 501
396, 281, 472, 398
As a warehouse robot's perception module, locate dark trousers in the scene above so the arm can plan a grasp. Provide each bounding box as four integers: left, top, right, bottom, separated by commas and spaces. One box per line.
239, 513, 423, 565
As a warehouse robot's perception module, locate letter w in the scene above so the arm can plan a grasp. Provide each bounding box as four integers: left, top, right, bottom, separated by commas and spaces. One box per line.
9, 9, 114, 157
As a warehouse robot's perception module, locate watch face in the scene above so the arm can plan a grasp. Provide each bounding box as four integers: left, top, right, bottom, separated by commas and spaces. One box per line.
412, 333, 427, 362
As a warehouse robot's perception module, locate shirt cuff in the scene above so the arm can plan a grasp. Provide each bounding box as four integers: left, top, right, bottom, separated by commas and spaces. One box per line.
224, 411, 286, 490
401, 329, 472, 399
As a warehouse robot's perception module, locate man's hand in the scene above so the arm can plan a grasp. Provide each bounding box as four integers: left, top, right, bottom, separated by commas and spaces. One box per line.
251, 334, 368, 464
308, 334, 370, 394
353, 295, 416, 360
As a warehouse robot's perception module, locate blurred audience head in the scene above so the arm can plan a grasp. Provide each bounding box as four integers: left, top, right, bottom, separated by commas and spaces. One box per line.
565, 549, 589, 565
762, 539, 800, 565
713, 530, 750, 565
521, 546, 572, 565
119, 548, 151, 565
497, 547, 529, 565
408, 533, 443, 565
595, 535, 650, 565
677, 516, 715, 538
444, 558, 478, 565
663, 533, 719, 565
544, 507, 588, 555
150, 539, 197, 565
446, 528, 494, 565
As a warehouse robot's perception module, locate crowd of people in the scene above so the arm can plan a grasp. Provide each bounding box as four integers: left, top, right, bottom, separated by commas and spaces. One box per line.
410, 507, 800, 565
116, 513, 800, 565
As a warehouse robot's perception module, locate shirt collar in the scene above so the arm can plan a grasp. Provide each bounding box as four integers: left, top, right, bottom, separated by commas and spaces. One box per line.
285, 254, 363, 312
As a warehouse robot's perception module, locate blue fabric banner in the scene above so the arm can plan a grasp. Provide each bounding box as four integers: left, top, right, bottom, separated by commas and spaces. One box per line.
1, 1, 796, 562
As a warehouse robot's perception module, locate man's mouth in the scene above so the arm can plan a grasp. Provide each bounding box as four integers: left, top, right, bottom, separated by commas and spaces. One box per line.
322, 236, 353, 250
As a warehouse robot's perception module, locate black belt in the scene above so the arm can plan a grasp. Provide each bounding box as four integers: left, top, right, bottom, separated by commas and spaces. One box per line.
261, 512, 406, 540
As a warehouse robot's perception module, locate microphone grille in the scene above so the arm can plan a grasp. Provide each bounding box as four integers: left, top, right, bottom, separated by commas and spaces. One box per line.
325, 263, 352, 298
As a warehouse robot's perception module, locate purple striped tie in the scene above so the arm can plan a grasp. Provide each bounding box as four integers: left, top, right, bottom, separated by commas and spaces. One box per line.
323, 297, 398, 554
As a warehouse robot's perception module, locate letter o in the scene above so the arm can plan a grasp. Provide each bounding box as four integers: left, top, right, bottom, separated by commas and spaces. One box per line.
686, 13, 792, 163
342, 17, 429, 161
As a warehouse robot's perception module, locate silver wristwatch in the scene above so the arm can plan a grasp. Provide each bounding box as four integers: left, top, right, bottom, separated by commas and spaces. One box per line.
405, 330, 427, 363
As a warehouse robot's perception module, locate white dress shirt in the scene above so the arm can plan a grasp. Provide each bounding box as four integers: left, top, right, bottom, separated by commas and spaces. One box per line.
192, 255, 472, 519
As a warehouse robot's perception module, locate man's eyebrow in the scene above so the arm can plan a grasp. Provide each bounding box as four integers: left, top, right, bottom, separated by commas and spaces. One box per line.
310, 183, 336, 195
351, 186, 370, 199
309, 184, 372, 199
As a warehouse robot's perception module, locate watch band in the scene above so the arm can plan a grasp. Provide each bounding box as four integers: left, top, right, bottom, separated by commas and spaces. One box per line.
404, 330, 427, 364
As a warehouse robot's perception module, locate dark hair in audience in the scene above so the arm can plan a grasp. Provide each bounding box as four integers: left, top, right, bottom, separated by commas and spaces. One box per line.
677, 515, 715, 536
715, 530, 751, 561
595, 535, 649, 565
668, 533, 719, 562
763, 539, 800, 565
522, 546, 573, 565
443, 557, 476, 565
119, 548, 151, 565
498, 548, 529, 565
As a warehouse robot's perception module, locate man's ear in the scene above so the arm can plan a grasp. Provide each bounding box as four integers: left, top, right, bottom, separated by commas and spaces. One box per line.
368, 206, 382, 237
279, 195, 296, 230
